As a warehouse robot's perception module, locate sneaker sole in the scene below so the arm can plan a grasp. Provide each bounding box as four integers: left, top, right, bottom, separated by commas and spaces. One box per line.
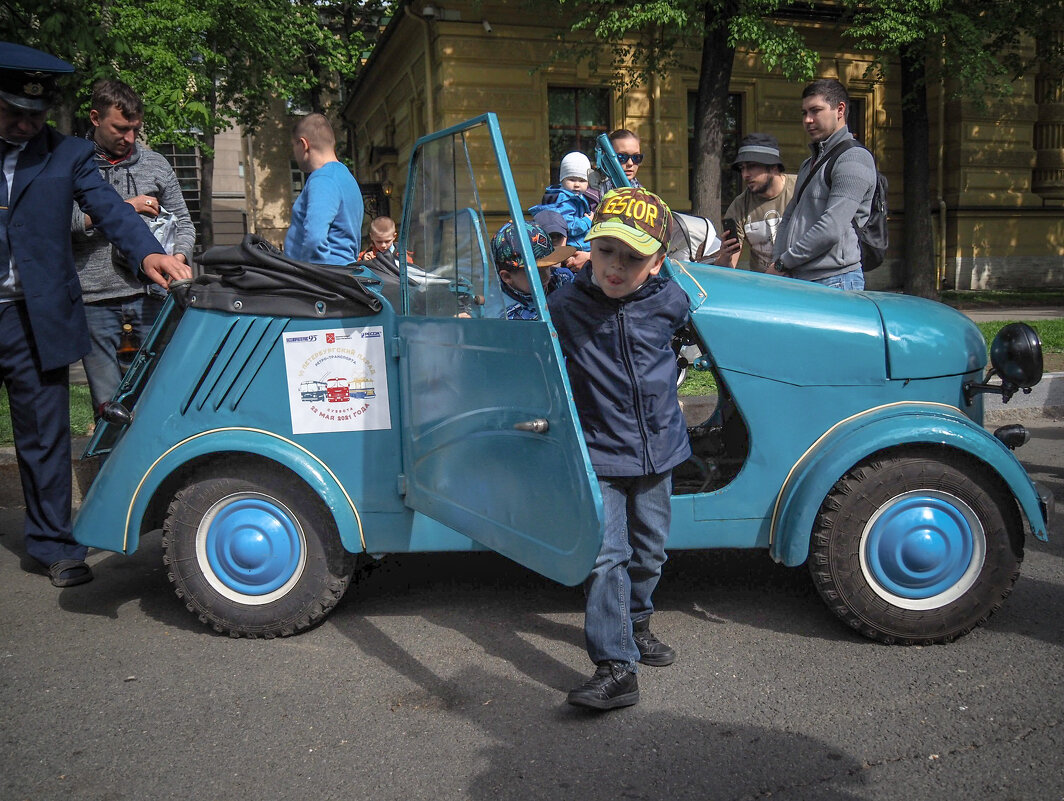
567, 689, 640, 710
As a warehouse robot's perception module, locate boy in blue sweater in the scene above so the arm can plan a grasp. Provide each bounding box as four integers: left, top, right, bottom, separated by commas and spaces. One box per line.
548, 187, 691, 710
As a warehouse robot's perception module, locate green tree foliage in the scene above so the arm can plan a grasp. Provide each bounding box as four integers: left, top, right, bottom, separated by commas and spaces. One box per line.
558, 0, 818, 222
1, 0, 386, 247
842, 0, 1064, 298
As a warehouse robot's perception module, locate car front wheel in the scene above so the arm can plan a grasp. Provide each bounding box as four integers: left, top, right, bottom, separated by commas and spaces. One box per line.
809, 451, 1023, 644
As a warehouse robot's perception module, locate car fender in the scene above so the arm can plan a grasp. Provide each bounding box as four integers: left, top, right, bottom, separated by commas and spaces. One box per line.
124, 428, 365, 555
770, 402, 1048, 567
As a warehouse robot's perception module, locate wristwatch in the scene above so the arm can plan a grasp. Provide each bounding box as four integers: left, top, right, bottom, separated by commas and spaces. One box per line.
772, 257, 791, 275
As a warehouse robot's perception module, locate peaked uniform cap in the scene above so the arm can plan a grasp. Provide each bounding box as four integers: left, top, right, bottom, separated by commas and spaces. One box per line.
0, 42, 73, 111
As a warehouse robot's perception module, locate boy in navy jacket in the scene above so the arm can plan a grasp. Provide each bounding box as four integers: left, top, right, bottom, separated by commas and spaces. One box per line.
548, 187, 691, 709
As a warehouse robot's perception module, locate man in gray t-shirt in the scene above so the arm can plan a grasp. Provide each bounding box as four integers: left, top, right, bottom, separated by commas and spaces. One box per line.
770, 79, 876, 291
714, 133, 795, 273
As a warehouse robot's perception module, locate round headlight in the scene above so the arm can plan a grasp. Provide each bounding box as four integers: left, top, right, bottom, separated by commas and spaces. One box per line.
990, 322, 1043, 389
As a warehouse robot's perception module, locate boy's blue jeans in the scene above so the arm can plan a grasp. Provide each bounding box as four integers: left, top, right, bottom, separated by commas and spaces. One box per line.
584, 472, 673, 670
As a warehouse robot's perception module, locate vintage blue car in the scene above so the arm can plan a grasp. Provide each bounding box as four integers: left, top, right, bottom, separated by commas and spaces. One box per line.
74, 114, 1051, 644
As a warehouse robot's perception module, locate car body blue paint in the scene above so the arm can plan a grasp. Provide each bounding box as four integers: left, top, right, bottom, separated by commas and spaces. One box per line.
771, 403, 1048, 567
77, 424, 368, 555
871, 292, 988, 379
71, 115, 1049, 620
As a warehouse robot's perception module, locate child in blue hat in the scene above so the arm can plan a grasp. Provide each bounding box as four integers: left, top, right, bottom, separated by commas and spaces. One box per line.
490, 220, 575, 320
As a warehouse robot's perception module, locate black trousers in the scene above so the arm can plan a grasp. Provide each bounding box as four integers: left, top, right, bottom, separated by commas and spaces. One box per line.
0, 301, 85, 566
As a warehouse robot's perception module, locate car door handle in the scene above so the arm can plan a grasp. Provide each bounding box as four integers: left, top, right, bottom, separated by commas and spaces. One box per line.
514, 418, 549, 433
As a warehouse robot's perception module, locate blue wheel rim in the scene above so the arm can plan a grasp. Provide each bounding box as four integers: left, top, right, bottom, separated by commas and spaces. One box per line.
860, 490, 985, 611
195, 492, 307, 604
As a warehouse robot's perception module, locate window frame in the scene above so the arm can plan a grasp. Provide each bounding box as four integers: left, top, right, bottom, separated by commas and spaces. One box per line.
547, 85, 611, 181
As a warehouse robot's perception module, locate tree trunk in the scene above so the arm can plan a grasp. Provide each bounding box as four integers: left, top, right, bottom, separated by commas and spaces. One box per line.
692, 1, 737, 224
200, 130, 215, 251
198, 82, 217, 251
900, 43, 936, 299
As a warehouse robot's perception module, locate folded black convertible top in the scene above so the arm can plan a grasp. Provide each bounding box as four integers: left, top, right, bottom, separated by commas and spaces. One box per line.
172, 234, 383, 319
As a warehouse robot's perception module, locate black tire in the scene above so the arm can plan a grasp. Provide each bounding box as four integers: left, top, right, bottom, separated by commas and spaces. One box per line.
809, 450, 1023, 645
162, 464, 356, 638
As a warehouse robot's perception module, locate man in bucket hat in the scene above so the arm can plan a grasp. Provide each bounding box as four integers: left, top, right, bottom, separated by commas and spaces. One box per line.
714, 132, 796, 272
548, 187, 691, 709
0, 42, 190, 587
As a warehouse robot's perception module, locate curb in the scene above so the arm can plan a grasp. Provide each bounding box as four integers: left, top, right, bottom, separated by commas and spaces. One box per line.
1, 375, 1062, 512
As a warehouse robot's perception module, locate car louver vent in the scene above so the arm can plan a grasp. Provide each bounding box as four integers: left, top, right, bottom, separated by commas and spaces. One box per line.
181, 316, 290, 414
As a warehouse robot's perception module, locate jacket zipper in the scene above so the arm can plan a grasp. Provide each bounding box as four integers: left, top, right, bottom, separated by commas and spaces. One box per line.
617, 304, 652, 473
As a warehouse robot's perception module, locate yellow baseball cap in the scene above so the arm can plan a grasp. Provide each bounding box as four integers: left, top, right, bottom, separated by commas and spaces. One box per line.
585, 187, 672, 256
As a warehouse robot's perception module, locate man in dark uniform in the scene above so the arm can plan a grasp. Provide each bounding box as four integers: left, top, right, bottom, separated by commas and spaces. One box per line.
0, 43, 191, 586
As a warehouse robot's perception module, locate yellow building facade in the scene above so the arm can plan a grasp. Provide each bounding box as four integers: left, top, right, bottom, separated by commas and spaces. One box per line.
285, 1, 1059, 291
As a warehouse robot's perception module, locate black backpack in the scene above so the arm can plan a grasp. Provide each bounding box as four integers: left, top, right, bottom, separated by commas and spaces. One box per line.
794, 138, 889, 272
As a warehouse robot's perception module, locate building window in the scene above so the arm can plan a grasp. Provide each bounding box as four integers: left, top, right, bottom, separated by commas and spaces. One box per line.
291, 162, 306, 198
548, 87, 610, 180
846, 96, 867, 144
688, 92, 743, 211
156, 143, 202, 231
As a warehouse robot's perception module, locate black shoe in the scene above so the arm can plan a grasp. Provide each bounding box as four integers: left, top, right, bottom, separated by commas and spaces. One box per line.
567, 662, 639, 710
633, 618, 675, 666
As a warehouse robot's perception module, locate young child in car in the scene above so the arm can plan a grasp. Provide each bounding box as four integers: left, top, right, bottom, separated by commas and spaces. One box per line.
547, 187, 691, 710
528, 151, 594, 270
490, 220, 576, 321
359, 216, 406, 263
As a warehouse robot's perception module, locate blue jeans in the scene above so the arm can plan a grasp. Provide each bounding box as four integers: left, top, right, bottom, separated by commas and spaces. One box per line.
815, 268, 865, 291
82, 293, 165, 412
584, 472, 672, 670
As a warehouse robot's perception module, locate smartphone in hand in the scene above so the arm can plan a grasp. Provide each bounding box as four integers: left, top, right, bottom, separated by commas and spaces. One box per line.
722, 217, 739, 243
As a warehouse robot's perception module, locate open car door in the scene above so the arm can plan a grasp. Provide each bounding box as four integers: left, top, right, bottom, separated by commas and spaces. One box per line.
395, 114, 602, 586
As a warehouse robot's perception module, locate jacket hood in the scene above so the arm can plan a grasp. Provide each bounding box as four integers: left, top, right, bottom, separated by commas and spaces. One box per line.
539, 184, 582, 205
86, 131, 143, 170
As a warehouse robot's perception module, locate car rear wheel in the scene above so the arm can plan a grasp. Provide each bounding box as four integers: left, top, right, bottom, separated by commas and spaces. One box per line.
162, 464, 356, 637
809, 451, 1022, 644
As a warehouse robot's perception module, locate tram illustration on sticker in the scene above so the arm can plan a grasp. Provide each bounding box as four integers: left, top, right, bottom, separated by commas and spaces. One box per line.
283, 326, 391, 434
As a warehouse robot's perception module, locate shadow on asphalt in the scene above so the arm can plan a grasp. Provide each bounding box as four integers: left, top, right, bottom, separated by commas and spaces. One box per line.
332, 614, 868, 801
330, 546, 861, 687
0, 527, 209, 636
4, 513, 1058, 657
984, 573, 1064, 650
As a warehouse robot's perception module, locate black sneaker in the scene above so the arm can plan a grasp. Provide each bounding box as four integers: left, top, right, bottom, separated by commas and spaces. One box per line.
632, 618, 676, 666
567, 662, 639, 710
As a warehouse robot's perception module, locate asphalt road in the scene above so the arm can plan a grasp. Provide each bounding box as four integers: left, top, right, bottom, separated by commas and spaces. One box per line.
1, 423, 1062, 801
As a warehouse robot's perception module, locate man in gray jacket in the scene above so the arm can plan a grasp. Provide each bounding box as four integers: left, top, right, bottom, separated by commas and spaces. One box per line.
72, 79, 196, 412
770, 79, 875, 290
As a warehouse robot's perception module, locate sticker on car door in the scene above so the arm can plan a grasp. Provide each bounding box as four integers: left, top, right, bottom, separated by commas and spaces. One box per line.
283, 325, 392, 433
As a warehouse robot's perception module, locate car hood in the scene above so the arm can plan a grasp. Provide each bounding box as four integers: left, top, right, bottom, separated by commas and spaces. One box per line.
675, 263, 985, 386
870, 292, 986, 379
